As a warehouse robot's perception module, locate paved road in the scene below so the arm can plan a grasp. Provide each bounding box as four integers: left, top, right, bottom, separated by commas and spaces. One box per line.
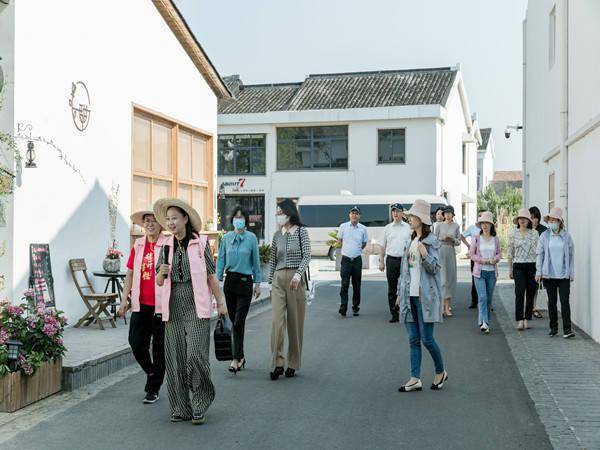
5, 280, 551, 450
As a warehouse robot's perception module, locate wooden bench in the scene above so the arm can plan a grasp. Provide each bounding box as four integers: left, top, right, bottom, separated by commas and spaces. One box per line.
69, 259, 117, 330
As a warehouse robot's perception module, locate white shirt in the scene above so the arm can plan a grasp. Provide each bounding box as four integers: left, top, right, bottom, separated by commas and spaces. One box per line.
338, 221, 368, 258
479, 236, 496, 271
381, 221, 412, 257
462, 224, 480, 240
408, 238, 421, 297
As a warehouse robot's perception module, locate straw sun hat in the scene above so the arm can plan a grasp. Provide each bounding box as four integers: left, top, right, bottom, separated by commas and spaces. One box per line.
130, 210, 159, 229
477, 211, 495, 226
512, 208, 532, 225
406, 199, 432, 226
544, 207, 564, 223
153, 198, 203, 233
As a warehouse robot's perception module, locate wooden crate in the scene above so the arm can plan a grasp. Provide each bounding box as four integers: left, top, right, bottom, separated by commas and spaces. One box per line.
0, 358, 62, 412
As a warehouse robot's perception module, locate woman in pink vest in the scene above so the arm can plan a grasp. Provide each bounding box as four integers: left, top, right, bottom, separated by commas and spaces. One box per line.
154, 198, 227, 425
119, 210, 166, 405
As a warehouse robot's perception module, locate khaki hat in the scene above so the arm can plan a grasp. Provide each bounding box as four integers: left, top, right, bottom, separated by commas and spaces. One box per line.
130, 210, 160, 229
406, 199, 432, 226
153, 198, 203, 233
544, 207, 564, 223
477, 211, 495, 226
512, 208, 532, 225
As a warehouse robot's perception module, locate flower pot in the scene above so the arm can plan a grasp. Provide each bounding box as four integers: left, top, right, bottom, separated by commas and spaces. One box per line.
103, 258, 121, 273
0, 358, 62, 412
260, 263, 271, 282
335, 248, 342, 271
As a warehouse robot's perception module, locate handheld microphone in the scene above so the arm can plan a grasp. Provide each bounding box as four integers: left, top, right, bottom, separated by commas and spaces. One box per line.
158, 245, 170, 279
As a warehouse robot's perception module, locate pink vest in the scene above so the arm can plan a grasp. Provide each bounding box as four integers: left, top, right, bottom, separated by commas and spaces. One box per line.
154, 234, 212, 322
130, 235, 164, 313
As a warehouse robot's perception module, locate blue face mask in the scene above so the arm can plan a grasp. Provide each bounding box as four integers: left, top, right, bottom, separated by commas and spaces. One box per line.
549, 222, 559, 232
233, 218, 246, 230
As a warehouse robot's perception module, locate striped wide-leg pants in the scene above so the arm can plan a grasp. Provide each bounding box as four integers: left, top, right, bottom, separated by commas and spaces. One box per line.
165, 317, 215, 418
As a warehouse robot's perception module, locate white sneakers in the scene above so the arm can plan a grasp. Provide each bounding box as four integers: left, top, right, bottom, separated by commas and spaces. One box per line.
480, 322, 490, 334
517, 320, 524, 331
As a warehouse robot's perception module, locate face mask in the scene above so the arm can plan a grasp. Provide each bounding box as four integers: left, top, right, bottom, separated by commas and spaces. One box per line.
549, 222, 559, 232
232, 218, 245, 230
276, 215, 289, 226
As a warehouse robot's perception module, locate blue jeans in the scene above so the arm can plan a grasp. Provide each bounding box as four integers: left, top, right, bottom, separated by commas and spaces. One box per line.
405, 297, 444, 379
474, 270, 496, 326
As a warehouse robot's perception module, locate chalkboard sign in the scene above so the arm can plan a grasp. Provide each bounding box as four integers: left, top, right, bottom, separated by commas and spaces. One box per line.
29, 244, 56, 307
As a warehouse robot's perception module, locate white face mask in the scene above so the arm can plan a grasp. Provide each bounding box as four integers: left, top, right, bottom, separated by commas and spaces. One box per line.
276, 215, 289, 226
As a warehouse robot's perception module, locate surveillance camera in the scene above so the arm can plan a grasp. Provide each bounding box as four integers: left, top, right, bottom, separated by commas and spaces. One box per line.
504, 128, 511, 139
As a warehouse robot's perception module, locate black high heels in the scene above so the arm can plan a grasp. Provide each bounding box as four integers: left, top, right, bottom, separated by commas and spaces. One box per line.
285, 368, 295, 378
270, 366, 284, 380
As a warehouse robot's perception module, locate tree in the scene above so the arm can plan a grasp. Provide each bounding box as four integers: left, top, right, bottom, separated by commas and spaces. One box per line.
477, 185, 522, 220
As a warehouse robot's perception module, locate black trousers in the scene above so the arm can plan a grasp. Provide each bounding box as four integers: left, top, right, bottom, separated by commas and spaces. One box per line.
385, 256, 402, 319
224, 272, 253, 360
470, 259, 478, 305
128, 304, 165, 393
340, 256, 362, 310
544, 278, 572, 333
513, 262, 537, 321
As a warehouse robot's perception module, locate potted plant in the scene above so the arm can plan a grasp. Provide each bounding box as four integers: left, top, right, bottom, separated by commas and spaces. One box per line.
0, 292, 67, 412
259, 243, 271, 282
326, 229, 343, 271
103, 242, 123, 273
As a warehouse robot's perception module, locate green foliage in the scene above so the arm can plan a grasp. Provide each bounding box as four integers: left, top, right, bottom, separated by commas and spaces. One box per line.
477, 186, 522, 219
258, 243, 271, 265
327, 229, 342, 249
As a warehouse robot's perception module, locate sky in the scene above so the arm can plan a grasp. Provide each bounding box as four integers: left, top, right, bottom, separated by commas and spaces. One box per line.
178, 0, 528, 171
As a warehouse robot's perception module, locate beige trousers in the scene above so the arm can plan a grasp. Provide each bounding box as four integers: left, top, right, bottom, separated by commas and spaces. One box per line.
271, 269, 306, 370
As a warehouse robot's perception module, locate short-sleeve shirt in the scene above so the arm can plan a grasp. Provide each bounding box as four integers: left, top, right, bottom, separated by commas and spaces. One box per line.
126, 239, 157, 306
462, 224, 480, 240
338, 221, 368, 258
381, 221, 412, 257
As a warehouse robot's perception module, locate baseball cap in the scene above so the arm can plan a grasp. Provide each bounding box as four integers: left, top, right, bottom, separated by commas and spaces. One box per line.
349, 206, 361, 213
391, 203, 404, 211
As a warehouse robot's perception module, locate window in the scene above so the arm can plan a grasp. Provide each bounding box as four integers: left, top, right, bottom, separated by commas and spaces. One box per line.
132, 109, 213, 234
218, 134, 266, 175
378, 129, 406, 164
548, 172, 555, 210
277, 126, 348, 170
218, 195, 265, 239
462, 143, 467, 174
299, 204, 389, 228
549, 6, 556, 69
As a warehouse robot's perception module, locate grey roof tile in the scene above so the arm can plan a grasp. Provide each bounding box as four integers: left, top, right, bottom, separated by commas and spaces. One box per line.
219, 67, 457, 115
479, 128, 492, 150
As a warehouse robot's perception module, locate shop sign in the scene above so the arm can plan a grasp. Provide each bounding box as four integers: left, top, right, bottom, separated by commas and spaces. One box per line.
220, 178, 265, 194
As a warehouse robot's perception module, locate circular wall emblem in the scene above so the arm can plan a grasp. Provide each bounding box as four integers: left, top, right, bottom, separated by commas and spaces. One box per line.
68, 81, 91, 131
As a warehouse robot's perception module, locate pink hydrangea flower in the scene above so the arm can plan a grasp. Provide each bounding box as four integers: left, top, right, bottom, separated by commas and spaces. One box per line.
6, 305, 24, 317
23, 289, 35, 298
54, 338, 64, 345
0, 328, 8, 345
42, 323, 58, 337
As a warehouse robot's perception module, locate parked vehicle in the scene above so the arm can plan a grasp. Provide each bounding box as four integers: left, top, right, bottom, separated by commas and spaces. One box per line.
298, 194, 447, 257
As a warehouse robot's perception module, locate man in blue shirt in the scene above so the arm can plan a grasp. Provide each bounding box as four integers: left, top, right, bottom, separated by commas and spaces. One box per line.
337, 206, 369, 317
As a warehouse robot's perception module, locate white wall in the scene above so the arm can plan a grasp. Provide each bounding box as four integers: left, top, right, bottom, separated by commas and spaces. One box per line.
11, 0, 218, 320
0, 1, 15, 302
523, 0, 562, 211
440, 86, 477, 229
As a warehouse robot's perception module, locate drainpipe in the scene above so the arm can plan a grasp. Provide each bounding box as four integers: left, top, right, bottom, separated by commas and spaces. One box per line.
522, 18, 528, 206
559, 0, 569, 221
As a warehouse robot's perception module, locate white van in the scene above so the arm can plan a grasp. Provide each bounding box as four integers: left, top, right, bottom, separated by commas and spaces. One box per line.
297, 194, 447, 258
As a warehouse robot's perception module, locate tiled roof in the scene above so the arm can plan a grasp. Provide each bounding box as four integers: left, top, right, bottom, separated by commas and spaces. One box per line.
219, 67, 457, 114
478, 128, 492, 150
493, 170, 522, 182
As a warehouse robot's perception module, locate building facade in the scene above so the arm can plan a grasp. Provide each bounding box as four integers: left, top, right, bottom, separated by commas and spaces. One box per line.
217, 67, 480, 242
0, 0, 229, 320
523, 0, 600, 342
477, 128, 495, 192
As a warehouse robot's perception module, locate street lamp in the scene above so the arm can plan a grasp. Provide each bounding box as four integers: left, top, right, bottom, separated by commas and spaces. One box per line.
6, 339, 23, 371
25, 140, 37, 168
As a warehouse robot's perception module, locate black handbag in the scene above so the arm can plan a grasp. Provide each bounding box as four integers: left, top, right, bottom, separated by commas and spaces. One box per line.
213, 315, 233, 361
298, 227, 311, 291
